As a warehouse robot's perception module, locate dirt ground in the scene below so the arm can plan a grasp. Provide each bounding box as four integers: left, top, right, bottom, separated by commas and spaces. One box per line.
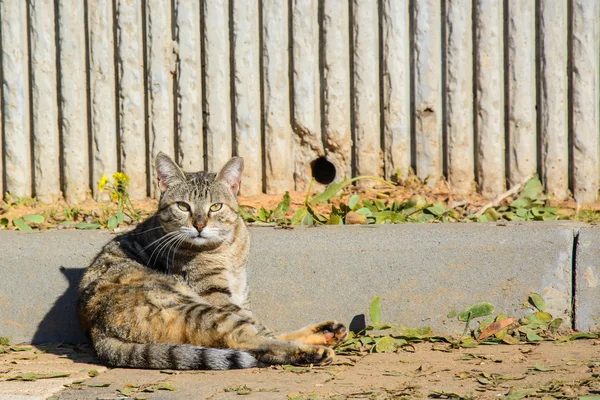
1, 177, 597, 229
1, 340, 600, 399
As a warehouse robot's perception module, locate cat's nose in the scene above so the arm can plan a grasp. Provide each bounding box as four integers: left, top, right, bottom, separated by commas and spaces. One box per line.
195, 223, 204, 232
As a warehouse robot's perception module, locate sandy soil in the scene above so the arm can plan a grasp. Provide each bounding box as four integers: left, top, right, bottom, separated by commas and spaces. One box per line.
2, 340, 600, 399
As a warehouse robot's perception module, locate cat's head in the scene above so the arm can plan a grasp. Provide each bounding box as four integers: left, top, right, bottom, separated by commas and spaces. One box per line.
155, 152, 244, 249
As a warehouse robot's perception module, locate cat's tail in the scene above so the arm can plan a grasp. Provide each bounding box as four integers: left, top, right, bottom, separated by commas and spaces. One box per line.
94, 336, 259, 370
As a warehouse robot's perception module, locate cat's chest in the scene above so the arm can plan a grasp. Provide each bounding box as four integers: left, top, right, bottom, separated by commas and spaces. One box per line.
228, 269, 248, 306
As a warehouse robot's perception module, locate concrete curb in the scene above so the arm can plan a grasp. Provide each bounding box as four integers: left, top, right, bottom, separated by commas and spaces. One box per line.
1, 222, 598, 343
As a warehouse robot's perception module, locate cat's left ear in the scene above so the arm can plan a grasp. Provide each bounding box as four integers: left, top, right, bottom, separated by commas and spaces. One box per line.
217, 157, 244, 196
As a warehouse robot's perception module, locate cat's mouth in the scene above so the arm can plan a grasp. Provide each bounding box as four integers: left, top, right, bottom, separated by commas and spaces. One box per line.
180, 227, 220, 246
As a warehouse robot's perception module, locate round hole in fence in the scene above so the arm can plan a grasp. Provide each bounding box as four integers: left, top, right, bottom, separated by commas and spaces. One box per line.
310, 157, 336, 185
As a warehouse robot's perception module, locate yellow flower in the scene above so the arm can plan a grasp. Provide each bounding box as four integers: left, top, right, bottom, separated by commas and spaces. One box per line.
112, 172, 130, 183
110, 193, 118, 201
98, 174, 109, 191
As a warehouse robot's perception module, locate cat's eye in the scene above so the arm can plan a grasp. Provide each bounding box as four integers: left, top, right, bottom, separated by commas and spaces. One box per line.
209, 203, 223, 212
176, 202, 191, 212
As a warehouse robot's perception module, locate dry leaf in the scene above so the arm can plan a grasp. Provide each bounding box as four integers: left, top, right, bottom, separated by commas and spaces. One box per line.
477, 318, 517, 341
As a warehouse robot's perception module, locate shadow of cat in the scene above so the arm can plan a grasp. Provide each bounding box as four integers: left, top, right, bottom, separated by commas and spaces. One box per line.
31, 266, 100, 364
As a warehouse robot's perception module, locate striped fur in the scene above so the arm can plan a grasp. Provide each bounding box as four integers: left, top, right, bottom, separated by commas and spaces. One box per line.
79, 153, 346, 370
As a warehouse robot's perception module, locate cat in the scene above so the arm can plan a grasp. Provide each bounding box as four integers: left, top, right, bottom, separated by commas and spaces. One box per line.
78, 152, 347, 370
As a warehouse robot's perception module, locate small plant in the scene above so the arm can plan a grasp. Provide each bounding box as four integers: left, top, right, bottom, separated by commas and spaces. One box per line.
63, 205, 80, 221
240, 192, 291, 225
97, 172, 140, 228
3, 193, 37, 208
12, 214, 45, 231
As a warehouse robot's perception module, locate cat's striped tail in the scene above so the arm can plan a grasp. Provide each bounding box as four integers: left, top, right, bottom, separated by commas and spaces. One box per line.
94, 336, 259, 370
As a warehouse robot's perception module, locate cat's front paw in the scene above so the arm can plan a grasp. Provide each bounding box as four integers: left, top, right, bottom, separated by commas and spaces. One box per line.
313, 321, 348, 346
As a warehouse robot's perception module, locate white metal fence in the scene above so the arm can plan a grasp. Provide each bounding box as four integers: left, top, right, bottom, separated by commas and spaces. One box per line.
1, 0, 598, 203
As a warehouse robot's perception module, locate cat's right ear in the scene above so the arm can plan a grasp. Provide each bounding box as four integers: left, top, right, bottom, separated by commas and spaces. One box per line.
156, 152, 186, 192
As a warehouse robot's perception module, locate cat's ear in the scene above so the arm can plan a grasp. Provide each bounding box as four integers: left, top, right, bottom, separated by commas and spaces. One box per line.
216, 157, 244, 196
156, 152, 185, 192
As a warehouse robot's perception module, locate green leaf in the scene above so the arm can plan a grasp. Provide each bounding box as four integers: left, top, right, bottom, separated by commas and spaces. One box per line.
107, 216, 118, 229
271, 191, 291, 220
87, 383, 110, 387
535, 311, 552, 323
369, 296, 381, 326
534, 363, 553, 372
446, 309, 457, 319
118, 387, 134, 395
310, 181, 347, 205
0, 337, 10, 345
74, 222, 101, 230
355, 207, 372, 216
88, 369, 99, 377
526, 332, 543, 342
548, 318, 563, 334
156, 383, 176, 391
374, 199, 386, 211
116, 210, 125, 224
510, 197, 532, 209
521, 175, 544, 200
258, 207, 269, 222
528, 293, 547, 311
458, 302, 495, 322
425, 202, 445, 216
13, 218, 32, 231
23, 214, 44, 224
348, 195, 360, 210
374, 336, 397, 353
569, 332, 599, 340
291, 207, 311, 225
326, 214, 343, 225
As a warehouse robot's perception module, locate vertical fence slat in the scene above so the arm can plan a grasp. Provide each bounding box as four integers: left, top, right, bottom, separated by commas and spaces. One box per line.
29, 0, 60, 203
89, 0, 117, 199
382, 0, 411, 182
506, 0, 536, 188
0, 84, 2, 199
115, 0, 146, 200
232, 0, 261, 196
1, 0, 31, 198
539, 0, 569, 200
474, 0, 505, 197
203, 0, 232, 172
147, 0, 174, 197
413, 0, 442, 185
322, 0, 351, 182
291, 0, 322, 190
445, 0, 474, 194
262, 0, 294, 193
58, 0, 89, 203
174, 0, 203, 172
352, 0, 381, 185
572, 0, 599, 204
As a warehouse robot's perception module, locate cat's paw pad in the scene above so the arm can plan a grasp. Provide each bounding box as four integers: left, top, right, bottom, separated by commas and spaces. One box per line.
296, 346, 335, 366
314, 321, 348, 345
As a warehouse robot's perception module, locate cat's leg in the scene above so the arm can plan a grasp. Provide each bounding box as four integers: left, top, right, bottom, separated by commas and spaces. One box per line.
181, 303, 336, 365
278, 321, 348, 346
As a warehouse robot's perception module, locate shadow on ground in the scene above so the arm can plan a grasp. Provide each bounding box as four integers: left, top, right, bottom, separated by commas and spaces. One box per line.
30, 266, 99, 363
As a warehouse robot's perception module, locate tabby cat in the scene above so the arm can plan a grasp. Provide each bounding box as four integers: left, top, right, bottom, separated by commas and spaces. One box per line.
78, 153, 347, 370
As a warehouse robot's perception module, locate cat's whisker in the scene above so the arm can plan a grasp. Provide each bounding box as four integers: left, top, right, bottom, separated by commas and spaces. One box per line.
138, 230, 180, 255
144, 232, 181, 268
150, 233, 184, 271
169, 234, 188, 274
165, 233, 185, 273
